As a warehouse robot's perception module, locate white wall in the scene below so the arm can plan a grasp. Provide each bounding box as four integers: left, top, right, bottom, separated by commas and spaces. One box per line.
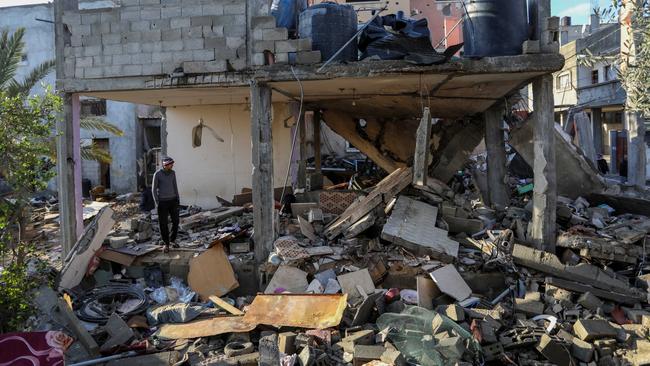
166, 103, 293, 209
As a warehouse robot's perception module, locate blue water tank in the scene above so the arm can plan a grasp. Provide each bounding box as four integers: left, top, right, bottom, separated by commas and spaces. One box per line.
299, 2, 358, 62
462, 0, 528, 57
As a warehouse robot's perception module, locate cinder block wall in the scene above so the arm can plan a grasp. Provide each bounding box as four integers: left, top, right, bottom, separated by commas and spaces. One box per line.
62, 0, 319, 80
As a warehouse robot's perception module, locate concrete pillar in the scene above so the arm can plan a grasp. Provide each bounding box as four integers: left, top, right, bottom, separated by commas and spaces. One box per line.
296, 104, 307, 189
413, 108, 432, 187
250, 81, 275, 265
313, 110, 322, 174
591, 108, 604, 154
530, 75, 557, 251
57, 93, 83, 256
484, 104, 509, 209
626, 111, 646, 187
160, 106, 168, 157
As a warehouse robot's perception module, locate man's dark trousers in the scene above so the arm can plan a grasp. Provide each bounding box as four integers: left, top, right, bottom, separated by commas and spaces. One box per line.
157, 199, 179, 244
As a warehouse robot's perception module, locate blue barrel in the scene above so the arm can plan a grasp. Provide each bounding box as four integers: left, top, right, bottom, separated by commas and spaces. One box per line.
462, 0, 528, 57
299, 2, 358, 62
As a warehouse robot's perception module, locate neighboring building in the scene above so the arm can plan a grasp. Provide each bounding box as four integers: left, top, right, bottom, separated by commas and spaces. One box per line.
553, 14, 649, 180
0, 3, 154, 194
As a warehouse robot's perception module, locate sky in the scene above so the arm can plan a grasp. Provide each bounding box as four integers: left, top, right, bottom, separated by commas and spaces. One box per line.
0, 0, 612, 26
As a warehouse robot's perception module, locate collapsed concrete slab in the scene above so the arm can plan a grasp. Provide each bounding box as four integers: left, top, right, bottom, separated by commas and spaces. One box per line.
509, 121, 606, 199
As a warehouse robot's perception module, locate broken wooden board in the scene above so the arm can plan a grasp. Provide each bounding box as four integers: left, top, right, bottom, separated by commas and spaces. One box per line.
343, 212, 376, 239
381, 196, 459, 261
243, 294, 348, 329
265, 266, 308, 294
233, 186, 292, 206
324, 167, 413, 239
59, 206, 115, 291
180, 207, 244, 231
187, 243, 239, 300
98, 243, 160, 266
209, 295, 245, 315
156, 316, 255, 340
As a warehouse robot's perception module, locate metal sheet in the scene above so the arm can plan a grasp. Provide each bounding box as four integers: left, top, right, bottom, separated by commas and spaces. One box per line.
156, 316, 255, 340
243, 294, 348, 329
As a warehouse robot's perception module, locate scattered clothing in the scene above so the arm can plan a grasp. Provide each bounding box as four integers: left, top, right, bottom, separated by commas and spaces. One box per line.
0, 331, 73, 366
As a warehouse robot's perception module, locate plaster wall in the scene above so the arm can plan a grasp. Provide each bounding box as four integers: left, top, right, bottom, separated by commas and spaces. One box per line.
165, 103, 292, 209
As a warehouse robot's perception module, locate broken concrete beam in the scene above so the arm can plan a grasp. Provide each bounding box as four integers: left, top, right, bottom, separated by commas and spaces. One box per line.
56, 298, 100, 356
325, 167, 412, 239
573, 319, 618, 341
509, 121, 605, 199
382, 196, 459, 261
513, 244, 637, 297
545, 277, 643, 305
413, 107, 432, 187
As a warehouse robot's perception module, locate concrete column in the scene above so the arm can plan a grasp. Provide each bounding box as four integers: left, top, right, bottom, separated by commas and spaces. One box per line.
313, 110, 322, 175
591, 108, 604, 154
160, 106, 168, 157
484, 104, 509, 209
531, 75, 557, 251
413, 108, 432, 187
57, 93, 83, 256
250, 81, 275, 265
626, 111, 647, 187
297, 105, 307, 189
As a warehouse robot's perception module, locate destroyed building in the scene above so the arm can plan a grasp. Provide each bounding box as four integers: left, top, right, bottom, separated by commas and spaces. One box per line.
7, 0, 650, 365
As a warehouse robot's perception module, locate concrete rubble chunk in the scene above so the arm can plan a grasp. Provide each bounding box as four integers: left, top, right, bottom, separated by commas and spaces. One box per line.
382, 196, 459, 261
573, 319, 618, 341
429, 264, 472, 301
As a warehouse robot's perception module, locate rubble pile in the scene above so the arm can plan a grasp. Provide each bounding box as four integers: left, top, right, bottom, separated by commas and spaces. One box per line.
22, 165, 650, 366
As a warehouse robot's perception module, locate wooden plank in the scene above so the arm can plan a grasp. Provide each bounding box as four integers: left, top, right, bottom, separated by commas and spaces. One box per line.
381, 196, 459, 261
324, 167, 412, 239
209, 295, 245, 315
413, 107, 431, 186
322, 110, 402, 173
232, 186, 292, 206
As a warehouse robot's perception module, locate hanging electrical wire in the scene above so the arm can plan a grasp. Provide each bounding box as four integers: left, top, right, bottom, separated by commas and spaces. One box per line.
279, 65, 305, 213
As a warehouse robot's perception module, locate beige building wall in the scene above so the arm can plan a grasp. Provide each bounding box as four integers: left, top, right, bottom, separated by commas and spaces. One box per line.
166, 103, 293, 209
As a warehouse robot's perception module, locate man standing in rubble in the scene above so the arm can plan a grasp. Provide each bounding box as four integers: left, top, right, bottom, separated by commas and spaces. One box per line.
152, 156, 180, 253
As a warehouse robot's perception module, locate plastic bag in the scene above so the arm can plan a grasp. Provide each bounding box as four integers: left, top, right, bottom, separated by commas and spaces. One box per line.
170, 277, 196, 303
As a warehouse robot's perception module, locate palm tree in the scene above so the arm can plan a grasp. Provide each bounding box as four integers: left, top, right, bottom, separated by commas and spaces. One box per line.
0, 27, 122, 163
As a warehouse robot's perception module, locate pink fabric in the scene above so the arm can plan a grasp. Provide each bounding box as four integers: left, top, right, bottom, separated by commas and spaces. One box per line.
0, 331, 73, 366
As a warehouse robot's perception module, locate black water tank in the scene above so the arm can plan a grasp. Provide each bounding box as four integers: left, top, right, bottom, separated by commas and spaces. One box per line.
462, 0, 528, 57
299, 2, 358, 62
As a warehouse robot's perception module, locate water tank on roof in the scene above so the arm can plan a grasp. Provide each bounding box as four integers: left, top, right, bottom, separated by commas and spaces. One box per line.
299, 2, 358, 63
462, 0, 528, 57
